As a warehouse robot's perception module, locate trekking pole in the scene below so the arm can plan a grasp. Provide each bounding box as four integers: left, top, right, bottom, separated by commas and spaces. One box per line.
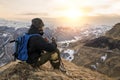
45, 30, 66, 72
52, 37, 66, 72
59, 55, 66, 72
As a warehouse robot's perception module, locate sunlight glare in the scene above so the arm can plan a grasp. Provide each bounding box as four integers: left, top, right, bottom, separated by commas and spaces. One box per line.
64, 8, 83, 20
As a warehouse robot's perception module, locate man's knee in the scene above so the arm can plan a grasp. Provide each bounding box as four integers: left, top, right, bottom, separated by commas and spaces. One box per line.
50, 52, 59, 61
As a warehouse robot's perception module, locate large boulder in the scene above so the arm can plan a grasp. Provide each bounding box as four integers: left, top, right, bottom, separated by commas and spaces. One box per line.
106, 23, 120, 40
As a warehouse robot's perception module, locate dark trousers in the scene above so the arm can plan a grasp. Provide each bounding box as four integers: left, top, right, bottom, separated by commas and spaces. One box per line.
31, 49, 61, 69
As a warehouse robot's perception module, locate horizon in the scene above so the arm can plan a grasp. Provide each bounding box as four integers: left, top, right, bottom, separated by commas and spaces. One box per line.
0, 0, 120, 26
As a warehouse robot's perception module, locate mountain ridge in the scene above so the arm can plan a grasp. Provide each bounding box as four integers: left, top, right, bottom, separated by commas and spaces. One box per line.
71, 23, 120, 80
0, 60, 112, 80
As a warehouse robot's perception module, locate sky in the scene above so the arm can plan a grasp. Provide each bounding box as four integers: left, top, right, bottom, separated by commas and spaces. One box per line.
0, 0, 120, 25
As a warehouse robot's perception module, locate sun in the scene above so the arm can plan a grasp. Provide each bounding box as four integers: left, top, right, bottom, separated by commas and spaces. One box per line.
64, 8, 83, 20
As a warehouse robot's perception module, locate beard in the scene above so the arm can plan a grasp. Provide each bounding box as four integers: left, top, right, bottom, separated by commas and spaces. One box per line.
39, 30, 44, 36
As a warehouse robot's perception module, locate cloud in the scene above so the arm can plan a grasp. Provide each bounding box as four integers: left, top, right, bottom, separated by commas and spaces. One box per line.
0, 0, 120, 20
53, 7, 69, 11
19, 12, 49, 16
80, 7, 94, 13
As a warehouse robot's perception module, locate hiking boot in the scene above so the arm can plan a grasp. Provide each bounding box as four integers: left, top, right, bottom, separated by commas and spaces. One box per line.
59, 63, 66, 73
50, 60, 60, 69
50, 59, 66, 73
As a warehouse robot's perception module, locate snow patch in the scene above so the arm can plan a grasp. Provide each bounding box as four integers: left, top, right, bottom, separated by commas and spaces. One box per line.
61, 49, 75, 62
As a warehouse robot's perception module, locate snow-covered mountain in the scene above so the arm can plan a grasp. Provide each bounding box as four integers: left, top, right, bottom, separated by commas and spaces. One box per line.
0, 18, 112, 41
73, 24, 112, 41
0, 19, 113, 65
0, 19, 30, 29
0, 32, 14, 67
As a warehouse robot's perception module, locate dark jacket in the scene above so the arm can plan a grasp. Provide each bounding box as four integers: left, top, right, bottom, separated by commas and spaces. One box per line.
26, 25, 57, 64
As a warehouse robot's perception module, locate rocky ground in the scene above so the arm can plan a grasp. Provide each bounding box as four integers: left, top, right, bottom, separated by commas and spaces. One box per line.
0, 60, 112, 80
71, 23, 120, 80
0, 22, 119, 80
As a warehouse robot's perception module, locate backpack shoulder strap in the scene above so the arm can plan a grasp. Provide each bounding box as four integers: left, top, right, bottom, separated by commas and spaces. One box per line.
26, 33, 40, 37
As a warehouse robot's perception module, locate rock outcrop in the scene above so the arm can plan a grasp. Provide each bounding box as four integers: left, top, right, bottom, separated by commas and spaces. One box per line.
106, 23, 120, 40
71, 23, 120, 80
0, 60, 112, 80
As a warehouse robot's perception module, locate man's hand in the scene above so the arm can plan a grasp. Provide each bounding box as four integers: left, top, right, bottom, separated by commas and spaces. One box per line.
51, 37, 56, 43
51, 37, 57, 47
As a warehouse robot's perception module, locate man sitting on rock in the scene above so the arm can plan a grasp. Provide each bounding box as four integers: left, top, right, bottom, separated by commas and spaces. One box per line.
26, 18, 66, 72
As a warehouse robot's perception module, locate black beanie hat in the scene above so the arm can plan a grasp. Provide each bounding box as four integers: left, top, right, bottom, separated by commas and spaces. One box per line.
32, 18, 44, 28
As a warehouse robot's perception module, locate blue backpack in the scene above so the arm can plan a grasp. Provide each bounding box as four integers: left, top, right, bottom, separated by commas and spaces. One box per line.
14, 33, 40, 61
